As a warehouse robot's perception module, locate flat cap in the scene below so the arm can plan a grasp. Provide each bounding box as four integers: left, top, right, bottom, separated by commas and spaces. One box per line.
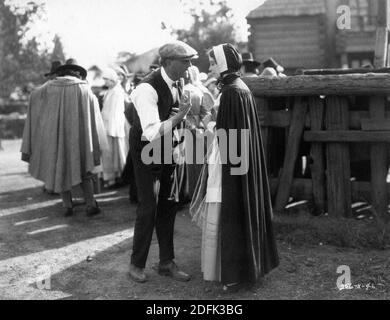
159, 40, 198, 60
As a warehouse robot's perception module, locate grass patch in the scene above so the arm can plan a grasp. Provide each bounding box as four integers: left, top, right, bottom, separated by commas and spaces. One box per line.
274, 207, 390, 250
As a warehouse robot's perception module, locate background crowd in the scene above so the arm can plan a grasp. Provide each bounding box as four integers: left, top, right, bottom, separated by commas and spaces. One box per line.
27, 49, 286, 201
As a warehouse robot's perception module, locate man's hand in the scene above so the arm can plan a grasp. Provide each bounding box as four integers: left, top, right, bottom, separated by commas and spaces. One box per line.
169, 107, 179, 118
178, 91, 192, 116
160, 92, 193, 138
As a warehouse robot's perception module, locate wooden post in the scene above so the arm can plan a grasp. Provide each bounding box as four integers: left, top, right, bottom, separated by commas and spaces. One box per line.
325, 96, 351, 217
369, 96, 389, 218
370, 0, 389, 219
274, 97, 307, 213
308, 97, 326, 215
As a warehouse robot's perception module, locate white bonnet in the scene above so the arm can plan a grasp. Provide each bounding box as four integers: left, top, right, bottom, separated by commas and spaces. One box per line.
102, 68, 119, 83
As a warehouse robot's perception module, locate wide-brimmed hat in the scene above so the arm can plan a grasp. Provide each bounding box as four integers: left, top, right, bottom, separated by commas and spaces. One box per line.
55, 58, 87, 79
44, 60, 63, 77
241, 52, 261, 67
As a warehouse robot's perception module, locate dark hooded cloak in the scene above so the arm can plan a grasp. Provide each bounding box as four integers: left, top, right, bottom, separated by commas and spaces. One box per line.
215, 44, 279, 284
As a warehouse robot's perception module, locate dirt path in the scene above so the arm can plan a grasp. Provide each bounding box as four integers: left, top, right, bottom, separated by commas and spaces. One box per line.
0, 140, 389, 300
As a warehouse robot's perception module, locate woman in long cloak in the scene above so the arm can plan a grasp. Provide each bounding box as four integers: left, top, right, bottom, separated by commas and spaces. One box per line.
190, 43, 279, 290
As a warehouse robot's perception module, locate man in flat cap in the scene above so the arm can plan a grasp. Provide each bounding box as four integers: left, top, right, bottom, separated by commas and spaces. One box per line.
128, 40, 197, 283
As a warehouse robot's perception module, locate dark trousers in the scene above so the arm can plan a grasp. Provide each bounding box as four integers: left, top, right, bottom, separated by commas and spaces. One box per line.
122, 150, 138, 202
130, 149, 177, 269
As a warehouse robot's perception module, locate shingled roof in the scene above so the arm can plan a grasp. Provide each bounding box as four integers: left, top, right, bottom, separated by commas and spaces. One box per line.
246, 0, 327, 19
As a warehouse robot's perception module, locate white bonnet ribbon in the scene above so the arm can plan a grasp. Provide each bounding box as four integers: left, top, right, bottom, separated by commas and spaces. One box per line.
213, 45, 228, 74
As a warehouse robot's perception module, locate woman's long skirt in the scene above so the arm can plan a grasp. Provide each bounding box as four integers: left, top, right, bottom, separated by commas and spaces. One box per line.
101, 136, 127, 182
201, 202, 221, 281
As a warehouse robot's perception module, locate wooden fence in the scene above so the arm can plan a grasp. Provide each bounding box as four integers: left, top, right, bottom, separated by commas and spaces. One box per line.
244, 73, 390, 219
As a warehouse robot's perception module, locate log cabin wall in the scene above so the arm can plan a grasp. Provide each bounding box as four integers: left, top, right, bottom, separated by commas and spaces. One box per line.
248, 15, 327, 73
247, 0, 378, 72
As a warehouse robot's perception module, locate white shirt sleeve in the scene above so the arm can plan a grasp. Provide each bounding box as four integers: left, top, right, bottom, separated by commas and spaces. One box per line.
130, 83, 162, 142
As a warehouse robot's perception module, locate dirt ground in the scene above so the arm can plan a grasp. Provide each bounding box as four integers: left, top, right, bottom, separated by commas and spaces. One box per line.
0, 139, 389, 300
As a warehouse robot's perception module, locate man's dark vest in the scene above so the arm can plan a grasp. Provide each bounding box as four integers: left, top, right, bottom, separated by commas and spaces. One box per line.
129, 69, 178, 164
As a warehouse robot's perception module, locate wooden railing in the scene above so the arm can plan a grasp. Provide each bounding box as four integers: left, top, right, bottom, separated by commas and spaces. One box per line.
243, 73, 390, 219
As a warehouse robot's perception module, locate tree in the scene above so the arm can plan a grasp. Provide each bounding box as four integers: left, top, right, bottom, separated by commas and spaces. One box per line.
171, 0, 240, 72
0, 0, 62, 99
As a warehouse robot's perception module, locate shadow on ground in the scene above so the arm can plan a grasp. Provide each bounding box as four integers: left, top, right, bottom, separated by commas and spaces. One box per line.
1, 140, 390, 300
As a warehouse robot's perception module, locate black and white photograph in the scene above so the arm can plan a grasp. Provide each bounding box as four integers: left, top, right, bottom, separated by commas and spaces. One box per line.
0, 0, 389, 306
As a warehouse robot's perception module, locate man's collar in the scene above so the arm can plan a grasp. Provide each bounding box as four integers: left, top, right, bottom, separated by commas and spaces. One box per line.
161, 67, 175, 88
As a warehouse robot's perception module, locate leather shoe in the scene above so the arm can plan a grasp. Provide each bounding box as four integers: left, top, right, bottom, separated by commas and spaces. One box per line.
129, 264, 147, 283
158, 261, 191, 282
86, 201, 102, 217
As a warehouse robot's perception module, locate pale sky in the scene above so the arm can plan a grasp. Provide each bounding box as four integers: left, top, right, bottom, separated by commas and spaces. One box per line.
16, 0, 264, 69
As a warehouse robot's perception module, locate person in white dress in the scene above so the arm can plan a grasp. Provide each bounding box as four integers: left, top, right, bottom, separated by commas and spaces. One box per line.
100, 68, 129, 187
